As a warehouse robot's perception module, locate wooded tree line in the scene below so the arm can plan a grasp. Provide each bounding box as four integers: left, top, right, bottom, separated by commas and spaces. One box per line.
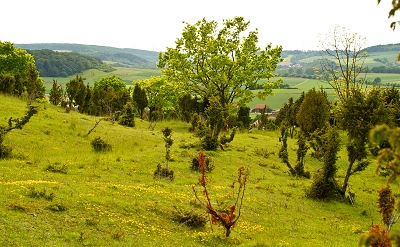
17, 43, 159, 69
27, 49, 109, 77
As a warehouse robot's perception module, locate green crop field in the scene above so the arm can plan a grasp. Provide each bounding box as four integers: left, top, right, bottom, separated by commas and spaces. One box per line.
249, 78, 336, 110
0, 94, 397, 246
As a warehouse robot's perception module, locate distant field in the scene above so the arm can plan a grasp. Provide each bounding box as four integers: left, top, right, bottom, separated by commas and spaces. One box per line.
42, 68, 161, 92
365, 73, 400, 83
249, 78, 336, 110
298, 51, 400, 67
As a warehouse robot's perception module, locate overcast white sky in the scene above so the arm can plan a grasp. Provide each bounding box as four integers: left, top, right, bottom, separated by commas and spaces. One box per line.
1, 0, 399, 51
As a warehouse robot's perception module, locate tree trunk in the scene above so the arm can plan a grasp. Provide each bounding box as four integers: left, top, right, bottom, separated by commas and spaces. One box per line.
341, 158, 355, 195
225, 226, 231, 237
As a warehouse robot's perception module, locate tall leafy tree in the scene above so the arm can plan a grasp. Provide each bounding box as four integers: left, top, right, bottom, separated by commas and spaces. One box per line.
135, 76, 178, 121
317, 25, 368, 104
158, 16, 283, 117
93, 74, 128, 93
0, 41, 35, 78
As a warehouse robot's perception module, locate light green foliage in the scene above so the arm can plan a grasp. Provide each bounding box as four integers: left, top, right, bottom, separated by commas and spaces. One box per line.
381, 86, 400, 127
94, 74, 128, 93
0, 41, 35, 78
370, 124, 400, 181
134, 76, 178, 120
158, 16, 283, 112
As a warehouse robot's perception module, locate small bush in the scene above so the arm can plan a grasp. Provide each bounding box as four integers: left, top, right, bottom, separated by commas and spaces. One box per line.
27, 187, 55, 201
112, 230, 125, 240
8, 202, 27, 212
91, 137, 112, 152
45, 204, 68, 212
254, 147, 275, 158
0, 143, 12, 159
172, 209, 207, 228
201, 131, 219, 150
153, 164, 174, 181
118, 102, 135, 127
46, 162, 68, 174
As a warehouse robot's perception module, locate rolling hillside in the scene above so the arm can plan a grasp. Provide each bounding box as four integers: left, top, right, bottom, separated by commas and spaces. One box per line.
0, 94, 396, 246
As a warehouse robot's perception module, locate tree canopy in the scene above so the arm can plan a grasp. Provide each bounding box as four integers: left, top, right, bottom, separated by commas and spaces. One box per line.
157, 16, 283, 112
317, 25, 368, 104
0, 41, 35, 78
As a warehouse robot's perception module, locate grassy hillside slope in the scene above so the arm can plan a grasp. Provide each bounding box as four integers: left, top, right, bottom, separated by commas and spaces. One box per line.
0, 95, 397, 246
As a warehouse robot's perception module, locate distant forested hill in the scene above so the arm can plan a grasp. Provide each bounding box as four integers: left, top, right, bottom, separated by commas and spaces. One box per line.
364, 43, 400, 52
16, 43, 159, 69
26, 49, 115, 77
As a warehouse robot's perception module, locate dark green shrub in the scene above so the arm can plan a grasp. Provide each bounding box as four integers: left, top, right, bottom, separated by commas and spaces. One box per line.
307, 127, 341, 200
254, 147, 275, 158
201, 131, 219, 150
237, 106, 251, 129
219, 127, 237, 146
91, 137, 112, 152
45, 204, 68, 212
172, 209, 207, 228
0, 142, 12, 159
27, 187, 55, 201
118, 102, 135, 127
46, 163, 68, 174
153, 164, 174, 181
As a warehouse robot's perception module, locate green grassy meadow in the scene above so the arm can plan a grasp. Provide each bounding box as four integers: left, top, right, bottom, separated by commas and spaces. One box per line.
0, 94, 398, 246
